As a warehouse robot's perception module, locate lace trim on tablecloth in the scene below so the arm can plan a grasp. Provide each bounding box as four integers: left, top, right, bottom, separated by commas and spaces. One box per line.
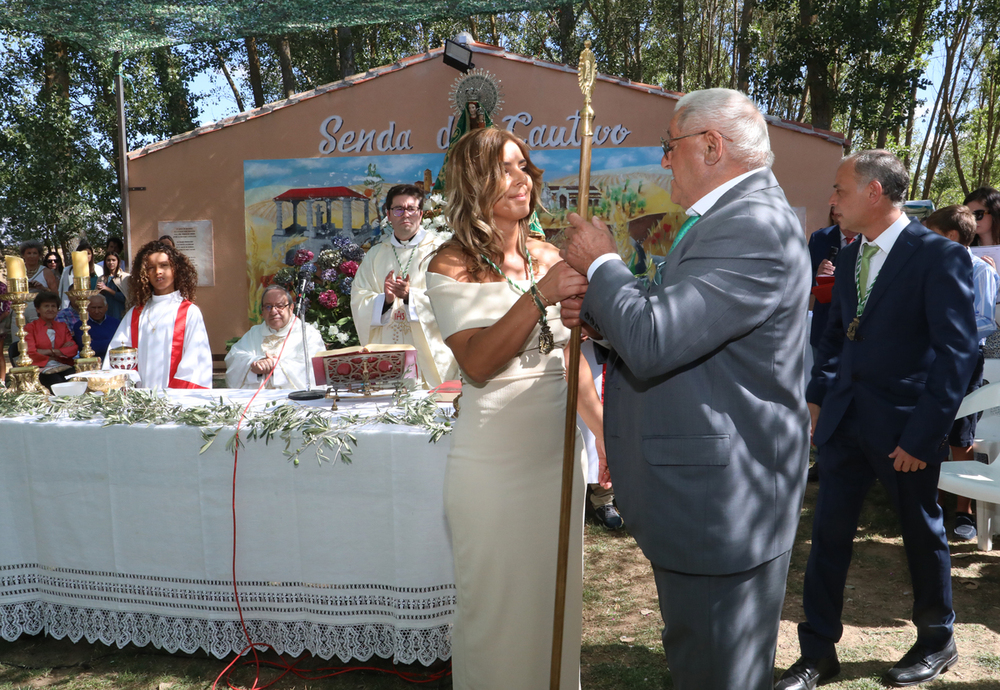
0, 601, 451, 664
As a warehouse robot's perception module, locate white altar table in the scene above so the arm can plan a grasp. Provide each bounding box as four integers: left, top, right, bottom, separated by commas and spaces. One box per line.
0, 390, 455, 664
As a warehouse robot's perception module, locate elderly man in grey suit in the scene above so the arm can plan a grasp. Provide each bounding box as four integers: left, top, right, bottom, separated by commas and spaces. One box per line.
561, 88, 811, 689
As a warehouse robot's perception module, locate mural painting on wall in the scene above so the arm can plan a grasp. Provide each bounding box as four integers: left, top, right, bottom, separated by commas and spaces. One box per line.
243, 146, 686, 343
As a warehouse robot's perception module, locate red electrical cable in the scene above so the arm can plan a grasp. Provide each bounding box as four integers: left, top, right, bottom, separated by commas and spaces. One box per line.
211, 316, 451, 688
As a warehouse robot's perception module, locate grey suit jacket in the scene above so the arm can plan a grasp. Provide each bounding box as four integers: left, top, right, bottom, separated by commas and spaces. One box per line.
581, 169, 811, 575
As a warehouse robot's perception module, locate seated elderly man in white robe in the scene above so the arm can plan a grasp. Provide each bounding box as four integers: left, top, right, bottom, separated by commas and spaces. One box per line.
351, 183, 458, 388
226, 285, 326, 389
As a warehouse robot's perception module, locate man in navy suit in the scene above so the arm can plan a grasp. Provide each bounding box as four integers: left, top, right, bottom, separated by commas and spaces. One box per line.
777, 150, 978, 690
808, 218, 858, 358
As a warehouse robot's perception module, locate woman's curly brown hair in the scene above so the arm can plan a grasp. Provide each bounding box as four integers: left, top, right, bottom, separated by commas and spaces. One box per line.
129, 241, 198, 308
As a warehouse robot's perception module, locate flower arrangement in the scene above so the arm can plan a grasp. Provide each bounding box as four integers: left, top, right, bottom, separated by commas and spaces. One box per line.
270, 236, 365, 349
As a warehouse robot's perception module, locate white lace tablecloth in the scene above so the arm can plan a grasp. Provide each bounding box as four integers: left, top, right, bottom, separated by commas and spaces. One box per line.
0, 389, 455, 663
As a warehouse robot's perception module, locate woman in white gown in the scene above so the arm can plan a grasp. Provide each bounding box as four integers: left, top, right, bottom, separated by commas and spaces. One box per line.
426, 128, 603, 689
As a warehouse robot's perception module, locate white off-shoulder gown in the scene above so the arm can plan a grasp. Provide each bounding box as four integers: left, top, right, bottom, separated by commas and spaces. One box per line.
426, 273, 584, 690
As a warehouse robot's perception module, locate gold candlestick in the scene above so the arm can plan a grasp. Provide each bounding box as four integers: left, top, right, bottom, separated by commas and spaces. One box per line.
0, 276, 46, 394
67, 276, 101, 372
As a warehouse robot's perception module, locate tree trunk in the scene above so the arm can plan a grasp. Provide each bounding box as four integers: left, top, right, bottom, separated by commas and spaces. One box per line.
42, 37, 70, 99
214, 47, 245, 112
799, 0, 833, 130
338, 27, 356, 79
151, 47, 196, 135
556, 2, 577, 65
245, 37, 265, 108
274, 36, 295, 98
675, 0, 686, 91
876, 0, 929, 149
735, 0, 756, 92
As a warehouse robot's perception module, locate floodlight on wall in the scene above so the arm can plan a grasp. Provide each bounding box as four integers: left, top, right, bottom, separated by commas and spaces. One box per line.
443, 37, 474, 73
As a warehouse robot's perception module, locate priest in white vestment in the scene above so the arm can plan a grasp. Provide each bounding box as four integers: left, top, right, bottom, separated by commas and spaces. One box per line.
351, 184, 458, 388
225, 285, 325, 389
105, 241, 212, 389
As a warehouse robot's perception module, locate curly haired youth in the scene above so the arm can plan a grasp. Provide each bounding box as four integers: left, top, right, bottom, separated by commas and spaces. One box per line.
129, 241, 198, 308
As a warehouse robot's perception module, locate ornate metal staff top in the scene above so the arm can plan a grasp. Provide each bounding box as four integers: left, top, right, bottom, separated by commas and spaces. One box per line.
577, 40, 596, 221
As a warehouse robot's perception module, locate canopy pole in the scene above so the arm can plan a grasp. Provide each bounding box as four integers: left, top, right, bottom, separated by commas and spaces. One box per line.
114, 51, 132, 263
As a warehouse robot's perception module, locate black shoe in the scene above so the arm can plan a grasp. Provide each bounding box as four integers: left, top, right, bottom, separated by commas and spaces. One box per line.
954, 513, 977, 541
775, 654, 840, 690
885, 638, 957, 687
593, 503, 624, 530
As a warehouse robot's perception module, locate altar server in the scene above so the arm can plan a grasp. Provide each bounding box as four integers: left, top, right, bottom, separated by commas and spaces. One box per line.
105, 241, 212, 389
351, 184, 458, 388
225, 285, 325, 389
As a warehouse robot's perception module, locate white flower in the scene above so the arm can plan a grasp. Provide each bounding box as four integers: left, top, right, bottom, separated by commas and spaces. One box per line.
430, 193, 445, 206
337, 332, 350, 344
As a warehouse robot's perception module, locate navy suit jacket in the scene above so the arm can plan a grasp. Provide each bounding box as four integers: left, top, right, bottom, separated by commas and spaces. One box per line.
806, 220, 978, 463
808, 225, 842, 347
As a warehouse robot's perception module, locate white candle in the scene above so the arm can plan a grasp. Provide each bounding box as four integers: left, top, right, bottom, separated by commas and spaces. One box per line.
72, 251, 89, 279
5, 255, 26, 280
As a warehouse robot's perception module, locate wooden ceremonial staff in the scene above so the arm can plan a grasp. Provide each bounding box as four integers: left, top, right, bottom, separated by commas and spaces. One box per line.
551, 39, 596, 690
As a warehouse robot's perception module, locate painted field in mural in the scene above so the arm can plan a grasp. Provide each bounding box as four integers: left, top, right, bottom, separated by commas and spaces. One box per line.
243, 146, 682, 323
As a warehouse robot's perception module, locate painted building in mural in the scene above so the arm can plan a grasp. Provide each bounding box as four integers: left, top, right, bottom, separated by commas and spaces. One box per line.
126, 41, 846, 354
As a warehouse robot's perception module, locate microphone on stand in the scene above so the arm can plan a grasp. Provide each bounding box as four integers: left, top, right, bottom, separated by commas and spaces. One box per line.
289, 261, 324, 401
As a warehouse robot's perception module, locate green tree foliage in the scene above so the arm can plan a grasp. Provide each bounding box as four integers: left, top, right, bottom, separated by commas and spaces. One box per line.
2, 0, 998, 253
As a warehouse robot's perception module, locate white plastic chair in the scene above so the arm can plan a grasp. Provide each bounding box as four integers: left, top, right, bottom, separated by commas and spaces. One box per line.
940, 381, 1000, 551
955, 381, 1000, 465
981, 357, 1000, 386
938, 461, 1000, 551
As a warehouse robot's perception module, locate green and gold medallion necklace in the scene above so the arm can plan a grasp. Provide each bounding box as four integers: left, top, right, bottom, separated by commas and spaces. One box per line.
481, 251, 555, 354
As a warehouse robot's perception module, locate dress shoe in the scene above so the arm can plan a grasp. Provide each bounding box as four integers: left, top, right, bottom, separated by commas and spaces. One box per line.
774, 654, 840, 690
885, 638, 957, 686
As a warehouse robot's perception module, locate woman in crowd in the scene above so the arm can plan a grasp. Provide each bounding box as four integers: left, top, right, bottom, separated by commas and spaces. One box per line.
967, 187, 1000, 357
425, 127, 596, 689
57, 239, 103, 309
97, 251, 130, 320
43, 251, 64, 277
23, 291, 78, 389
19, 240, 59, 322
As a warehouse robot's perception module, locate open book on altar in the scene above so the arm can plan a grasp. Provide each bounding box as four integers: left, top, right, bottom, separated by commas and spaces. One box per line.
311, 344, 419, 389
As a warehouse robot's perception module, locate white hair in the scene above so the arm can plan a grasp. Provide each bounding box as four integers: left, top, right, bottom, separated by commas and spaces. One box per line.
89, 293, 107, 306
673, 88, 773, 169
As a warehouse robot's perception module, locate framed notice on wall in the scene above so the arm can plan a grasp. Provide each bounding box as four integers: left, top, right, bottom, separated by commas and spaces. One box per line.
158, 220, 215, 286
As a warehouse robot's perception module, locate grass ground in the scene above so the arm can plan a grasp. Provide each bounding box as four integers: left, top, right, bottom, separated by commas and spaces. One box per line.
2, 480, 999, 689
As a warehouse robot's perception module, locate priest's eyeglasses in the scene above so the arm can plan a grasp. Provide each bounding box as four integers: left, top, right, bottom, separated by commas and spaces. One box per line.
660, 130, 733, 157
390, 206, 421, 217
263, 302, 291, 312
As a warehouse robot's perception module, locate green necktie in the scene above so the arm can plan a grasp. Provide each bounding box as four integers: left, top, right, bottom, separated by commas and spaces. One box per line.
857, 242, 880, 307
669, 214, 700, 254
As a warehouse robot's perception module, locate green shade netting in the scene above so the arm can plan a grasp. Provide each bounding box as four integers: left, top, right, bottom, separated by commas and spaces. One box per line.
0, 0, 569, 55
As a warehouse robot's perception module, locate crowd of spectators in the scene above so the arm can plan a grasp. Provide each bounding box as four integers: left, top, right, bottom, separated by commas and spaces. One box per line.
1, 236, 127, 385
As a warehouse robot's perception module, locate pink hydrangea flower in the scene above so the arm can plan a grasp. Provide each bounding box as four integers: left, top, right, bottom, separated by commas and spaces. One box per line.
293, 249, 315, 266
338, 260, 359, 277
318, 289, 339, 309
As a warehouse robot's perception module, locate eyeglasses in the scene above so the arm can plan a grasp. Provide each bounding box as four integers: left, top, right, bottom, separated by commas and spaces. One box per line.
262, 302, 291, 312
45, 259, 58, 264
660, 130, 733, 157
973, 209, 990, 221
390, 206, 421, 217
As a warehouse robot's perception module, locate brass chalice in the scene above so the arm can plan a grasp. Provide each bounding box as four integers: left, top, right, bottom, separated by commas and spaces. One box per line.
67, 276, 101, 372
